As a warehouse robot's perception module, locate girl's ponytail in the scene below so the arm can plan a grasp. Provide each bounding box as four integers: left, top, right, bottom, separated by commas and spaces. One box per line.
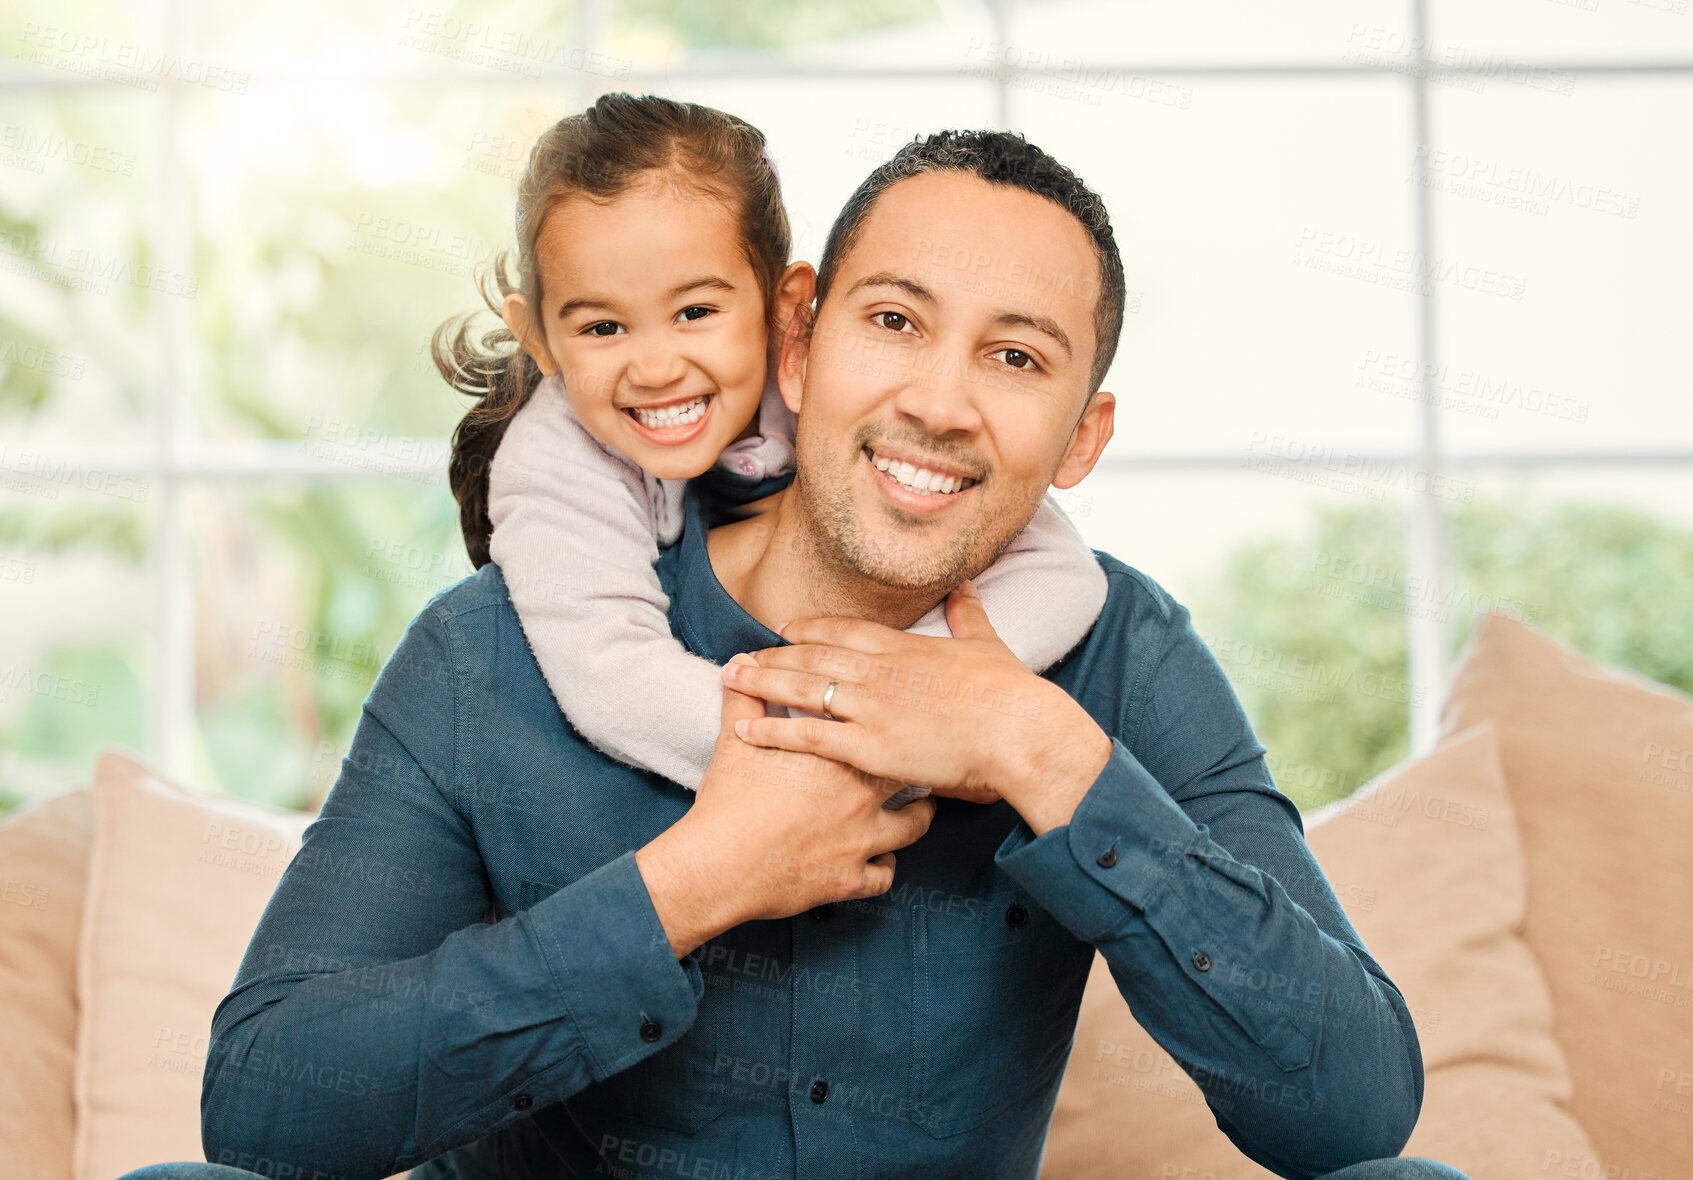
433, 258, 538, 569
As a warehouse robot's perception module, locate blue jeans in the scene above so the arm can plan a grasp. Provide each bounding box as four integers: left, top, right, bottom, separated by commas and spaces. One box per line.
115, 1156, 1473, 1180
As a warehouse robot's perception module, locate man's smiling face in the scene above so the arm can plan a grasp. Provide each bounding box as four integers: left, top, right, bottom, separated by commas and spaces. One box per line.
779, 170, 1115, 595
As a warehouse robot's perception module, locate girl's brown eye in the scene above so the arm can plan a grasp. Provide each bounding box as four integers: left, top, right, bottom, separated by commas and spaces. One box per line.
680, 306, 712, 322
876, 312, 909, 332
588, 321, 620, 337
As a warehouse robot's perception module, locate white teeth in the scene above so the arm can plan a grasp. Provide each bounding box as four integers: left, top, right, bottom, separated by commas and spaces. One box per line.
866, 447, 976, 497
630, 396, 707, 429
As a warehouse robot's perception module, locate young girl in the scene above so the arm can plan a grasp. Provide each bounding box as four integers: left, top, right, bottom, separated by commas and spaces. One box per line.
435, 94, 1106, 808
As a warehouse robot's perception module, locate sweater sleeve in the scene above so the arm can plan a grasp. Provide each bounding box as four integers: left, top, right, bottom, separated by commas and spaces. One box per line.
906, 491, 1108, 673
485, 376, 721, 790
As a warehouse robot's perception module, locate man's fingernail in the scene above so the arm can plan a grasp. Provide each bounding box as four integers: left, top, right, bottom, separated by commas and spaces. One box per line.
734, 720, 750, 740
727, 652, 755, 669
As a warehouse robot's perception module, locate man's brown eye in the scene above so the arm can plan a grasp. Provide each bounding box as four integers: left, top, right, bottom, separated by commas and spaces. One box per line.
1005, 350, 1030, 368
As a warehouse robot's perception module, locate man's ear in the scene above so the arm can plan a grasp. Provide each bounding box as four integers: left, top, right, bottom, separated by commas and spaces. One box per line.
1051, 390, 1115, 490
774, 274, 816, 417
501, 293, 558, 377
771, 261, 816, 342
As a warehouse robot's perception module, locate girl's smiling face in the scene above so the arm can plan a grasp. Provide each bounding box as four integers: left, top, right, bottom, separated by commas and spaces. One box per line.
506, 175, 774, 481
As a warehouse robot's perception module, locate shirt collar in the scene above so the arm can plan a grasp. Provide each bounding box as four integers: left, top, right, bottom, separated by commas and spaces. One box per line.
662, 478, 789, 664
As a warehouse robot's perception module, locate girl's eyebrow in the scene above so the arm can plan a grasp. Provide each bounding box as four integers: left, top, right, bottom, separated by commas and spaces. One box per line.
555, 275, 736, 319
669, 275, 737, 297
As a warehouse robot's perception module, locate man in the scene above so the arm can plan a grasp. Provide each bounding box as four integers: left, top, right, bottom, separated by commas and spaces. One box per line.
145, 132, 1464, 1180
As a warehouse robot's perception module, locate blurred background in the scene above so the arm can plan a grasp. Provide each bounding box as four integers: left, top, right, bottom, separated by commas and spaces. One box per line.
2, 0, 1690, 820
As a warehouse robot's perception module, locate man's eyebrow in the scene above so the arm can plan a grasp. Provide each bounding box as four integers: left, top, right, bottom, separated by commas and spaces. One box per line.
843, 272, 937, 304
992, 310, 1072, 360
555, 275, 737, 319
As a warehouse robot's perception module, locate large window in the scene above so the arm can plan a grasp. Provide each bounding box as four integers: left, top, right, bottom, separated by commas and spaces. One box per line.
4, 0, 1690, 816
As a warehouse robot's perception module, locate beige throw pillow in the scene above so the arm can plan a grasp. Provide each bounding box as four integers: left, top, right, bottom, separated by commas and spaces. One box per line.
0, 787, 95, 1180
1439, 613, 1693, 1179
73, 751, 312, 1180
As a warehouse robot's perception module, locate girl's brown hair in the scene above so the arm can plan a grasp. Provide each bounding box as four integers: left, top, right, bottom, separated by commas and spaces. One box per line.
433, 93, 792, 568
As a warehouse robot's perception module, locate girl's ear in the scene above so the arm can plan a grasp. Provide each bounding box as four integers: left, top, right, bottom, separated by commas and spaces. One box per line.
502, 293, 558, 376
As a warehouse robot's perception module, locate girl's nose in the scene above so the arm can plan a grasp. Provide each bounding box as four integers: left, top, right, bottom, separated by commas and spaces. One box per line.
625, 339, 688, 390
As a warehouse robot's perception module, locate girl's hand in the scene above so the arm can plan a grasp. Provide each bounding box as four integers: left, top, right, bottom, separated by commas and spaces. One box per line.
718, 581, 1110, 822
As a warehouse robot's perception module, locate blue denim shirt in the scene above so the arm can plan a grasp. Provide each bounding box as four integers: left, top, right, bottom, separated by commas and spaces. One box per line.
202, 483, 1422, 1180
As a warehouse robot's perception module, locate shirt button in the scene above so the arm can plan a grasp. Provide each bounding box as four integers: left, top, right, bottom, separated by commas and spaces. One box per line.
513, 1092, 533, 1110
640, 1020, 663, 1043
809, 905, 832, 922
1005, 903, 1028, 928
810, 1080, 830, 1103
1097, 847, 1118, 868
1193, 951, 1212, 972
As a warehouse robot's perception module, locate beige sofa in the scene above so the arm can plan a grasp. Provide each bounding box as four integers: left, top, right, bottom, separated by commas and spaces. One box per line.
3, 614, 1690, 1180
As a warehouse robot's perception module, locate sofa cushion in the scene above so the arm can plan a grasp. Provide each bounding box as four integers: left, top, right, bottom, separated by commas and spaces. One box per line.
73, 751, 312, 1180
1440, 613, 1693, 1179
0, 787, 95, 1180
1041, 722, 1598, 1178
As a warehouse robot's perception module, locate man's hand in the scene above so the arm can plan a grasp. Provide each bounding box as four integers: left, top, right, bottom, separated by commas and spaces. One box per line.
718, 579, 1113, 835
635, 670, 936, 959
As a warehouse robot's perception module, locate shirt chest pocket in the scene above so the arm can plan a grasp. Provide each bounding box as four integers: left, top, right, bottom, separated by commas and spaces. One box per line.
518, 878, 726, 1135
907, 890, 1090, 1138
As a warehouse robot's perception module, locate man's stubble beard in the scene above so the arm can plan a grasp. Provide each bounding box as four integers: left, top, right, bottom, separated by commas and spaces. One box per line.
788, 421, 1039, 599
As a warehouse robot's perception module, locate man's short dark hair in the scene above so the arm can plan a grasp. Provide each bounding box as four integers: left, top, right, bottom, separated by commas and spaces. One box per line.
814, 129, 1126, 394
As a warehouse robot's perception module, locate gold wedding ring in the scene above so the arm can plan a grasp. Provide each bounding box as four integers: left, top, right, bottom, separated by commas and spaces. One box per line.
820, 680, 841, 720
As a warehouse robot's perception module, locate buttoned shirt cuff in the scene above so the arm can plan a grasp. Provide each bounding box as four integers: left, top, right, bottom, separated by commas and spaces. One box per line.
525, 849, 706, 1081
995, 738, 1204, 944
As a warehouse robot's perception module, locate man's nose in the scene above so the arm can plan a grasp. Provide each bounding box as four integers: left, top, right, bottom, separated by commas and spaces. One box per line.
625, 335, 687, 390
890, 351, 984, 437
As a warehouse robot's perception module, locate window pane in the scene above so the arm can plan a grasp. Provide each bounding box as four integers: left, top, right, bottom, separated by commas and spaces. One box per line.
1430, 0, 1693, 65
610, 0, 980, 64
1450, 467, 1693, 696
189, 479, 464, 811
1003, 0, 1410, 66
1069, 468, 1414, 811
195, 0, 597, 76
0, 487, 152, 818
183, 83, 569, 445
1427, 80, 1693, 454
1013, 76, 1421, 452
0, 90, 162, 448
623, 77, 998, 262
